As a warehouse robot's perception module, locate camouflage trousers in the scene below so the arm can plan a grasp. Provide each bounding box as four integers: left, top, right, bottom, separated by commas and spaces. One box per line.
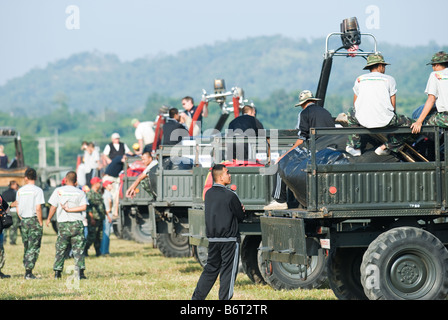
21, 216, 43, 271
424, 112, 448, 127
54, 221, 86, 271
347, 108, 414, 152
85, 219, 103, 256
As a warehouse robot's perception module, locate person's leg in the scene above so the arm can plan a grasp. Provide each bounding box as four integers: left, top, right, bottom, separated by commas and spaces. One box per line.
218, 241, 240, 300
192, 242, 221, 300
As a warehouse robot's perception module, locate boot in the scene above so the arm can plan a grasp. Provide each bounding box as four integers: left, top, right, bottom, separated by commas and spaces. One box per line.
0, 271, 11, 279
54, 270, 62, 279
24, 270, 36, 279
78, 268, 87, 280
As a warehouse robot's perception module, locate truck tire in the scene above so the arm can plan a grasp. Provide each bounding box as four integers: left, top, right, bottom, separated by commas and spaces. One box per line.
240, 236, 266, 285
192, 245, 208, 267
360, 227, 448, 300
327, 248, 368, 300
258, 248, 328, 290
156, 230, 190, 258
130, 215, 153, 244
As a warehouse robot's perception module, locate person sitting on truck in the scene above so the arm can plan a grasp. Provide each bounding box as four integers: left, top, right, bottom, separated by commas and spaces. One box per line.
265, 90, 335, 210
345, 53, 413, 157
125, 150, 158, 199
411, 51, 448, 134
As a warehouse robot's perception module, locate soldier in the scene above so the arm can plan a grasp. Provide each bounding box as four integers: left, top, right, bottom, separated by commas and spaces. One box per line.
345, 53, 413, 156
85, 177, 105, 256
46, 171, 88, 279
411, 51, 448, 134
16, 168, 45, 279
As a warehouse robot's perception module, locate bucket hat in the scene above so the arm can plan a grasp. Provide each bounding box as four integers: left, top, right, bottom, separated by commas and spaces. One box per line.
294, 90, 321, 107
363, 53, 390, 70
427, 51, 448, 65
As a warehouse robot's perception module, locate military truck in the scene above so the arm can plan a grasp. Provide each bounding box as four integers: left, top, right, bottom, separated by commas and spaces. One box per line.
117, 82, 247, 257
256, 18, 448, 299
0, 127, 26, 192
259, 126, 448, 300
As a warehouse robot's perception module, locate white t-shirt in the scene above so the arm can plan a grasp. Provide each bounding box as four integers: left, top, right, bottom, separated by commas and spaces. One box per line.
425, 68, 448, 112
353, 72, 397, 128
48, 185, 88, 222
16, 184, 45, 218
143, 160, 158, 175
135, 121, 155, 145
83, 148, 100, 172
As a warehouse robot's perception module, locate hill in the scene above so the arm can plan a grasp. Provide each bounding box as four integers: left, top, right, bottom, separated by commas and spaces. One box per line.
1, 35, 445, 117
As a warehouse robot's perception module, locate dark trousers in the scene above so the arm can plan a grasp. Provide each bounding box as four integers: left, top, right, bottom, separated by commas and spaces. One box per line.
272, 173, 287, 203
192, 241, 240, 300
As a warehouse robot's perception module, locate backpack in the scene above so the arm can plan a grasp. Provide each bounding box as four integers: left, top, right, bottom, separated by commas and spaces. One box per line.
0, 195, 13, 232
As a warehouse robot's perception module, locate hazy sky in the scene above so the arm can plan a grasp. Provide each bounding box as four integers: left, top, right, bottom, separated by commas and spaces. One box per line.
0, 0, 447, 85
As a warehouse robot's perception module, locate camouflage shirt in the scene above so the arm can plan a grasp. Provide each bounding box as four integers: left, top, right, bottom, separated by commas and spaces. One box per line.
87, 190, 105, 220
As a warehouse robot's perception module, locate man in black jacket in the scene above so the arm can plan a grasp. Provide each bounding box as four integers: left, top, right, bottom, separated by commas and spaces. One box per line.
192, 164, 245, 300
162, 108, 189, 145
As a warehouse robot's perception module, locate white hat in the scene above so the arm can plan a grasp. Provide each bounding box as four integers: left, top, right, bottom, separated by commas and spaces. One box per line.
111, 133, 120, 139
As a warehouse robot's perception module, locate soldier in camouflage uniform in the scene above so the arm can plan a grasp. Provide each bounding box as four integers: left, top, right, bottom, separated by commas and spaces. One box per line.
16, 168, 45, 279
411, 51, 448, 134
85, 177, 105, 257
47, 171, 88, 279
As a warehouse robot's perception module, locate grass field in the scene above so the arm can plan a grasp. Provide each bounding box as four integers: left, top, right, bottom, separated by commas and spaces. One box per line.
0, 225, 336, 300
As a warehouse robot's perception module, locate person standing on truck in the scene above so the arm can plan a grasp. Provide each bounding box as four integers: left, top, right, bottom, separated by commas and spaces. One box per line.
265, 90, 335, 210
411, 51, 448, 134
227, 105, 264, 161
192, 164, 246, 300
181, 96, 208, 136
162, 108, 189, 145
131, 118, 155, 155
345, 53, 413, 156
16, 168, 45, 280
47, 171, 88, 280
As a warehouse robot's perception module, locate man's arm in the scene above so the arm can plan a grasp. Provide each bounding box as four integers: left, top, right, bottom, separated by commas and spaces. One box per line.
390, 94, 396, 110
125, 172, 148, 198
411, 94, 437, 134
36, 204, 43, 226
46, 205, 56, 227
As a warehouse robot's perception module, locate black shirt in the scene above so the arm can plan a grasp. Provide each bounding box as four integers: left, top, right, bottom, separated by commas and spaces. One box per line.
162, 119, 189, 145
228, 114, 264, 136
204, 184, 245, 240
297, 103, 335, 140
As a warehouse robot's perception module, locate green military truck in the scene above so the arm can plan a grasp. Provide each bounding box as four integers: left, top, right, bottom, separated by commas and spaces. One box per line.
260, 126, 448, 300
118, 145, 199, 257
186, 131, 329, 288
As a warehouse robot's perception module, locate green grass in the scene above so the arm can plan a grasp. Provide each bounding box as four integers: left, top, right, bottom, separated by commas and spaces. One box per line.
0, 226, 336, 300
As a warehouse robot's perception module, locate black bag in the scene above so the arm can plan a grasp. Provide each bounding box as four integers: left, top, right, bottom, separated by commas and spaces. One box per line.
0, 211, 13, 230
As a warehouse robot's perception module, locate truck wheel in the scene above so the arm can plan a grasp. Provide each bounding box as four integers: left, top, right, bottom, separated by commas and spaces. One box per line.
258, 248, 328, 290
156, 230, 190, 258
241, 236, 266, 285
130, 215, 153, 244
192, 245, 208, 267
327, 248, 368, 300
360, 227, 448, 300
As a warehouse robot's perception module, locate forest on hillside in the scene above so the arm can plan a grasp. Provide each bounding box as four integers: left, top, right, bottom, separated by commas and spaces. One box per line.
0, 35, 444, 168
